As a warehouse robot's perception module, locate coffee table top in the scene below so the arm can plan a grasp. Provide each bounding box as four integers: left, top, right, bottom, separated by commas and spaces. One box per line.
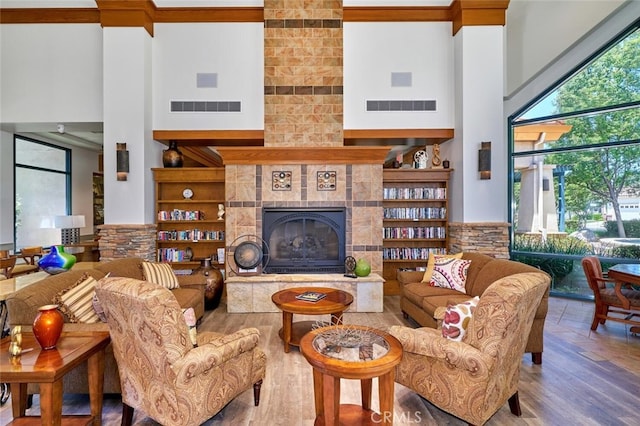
300, 325, 402, 379
271, 287, 354, 315
0, 331, 110, 383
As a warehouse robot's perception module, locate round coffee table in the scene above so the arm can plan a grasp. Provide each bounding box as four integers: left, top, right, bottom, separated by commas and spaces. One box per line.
271, 287, 353, 353
300, 325, 403, 426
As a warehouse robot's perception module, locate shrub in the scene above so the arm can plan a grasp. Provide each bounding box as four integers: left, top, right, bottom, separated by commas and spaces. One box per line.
604, 219, 640, 238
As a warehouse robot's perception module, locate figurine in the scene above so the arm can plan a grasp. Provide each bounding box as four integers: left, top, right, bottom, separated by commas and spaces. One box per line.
9, 326, 22, 357
432, 144, 443, 168
217, 204, 225, 220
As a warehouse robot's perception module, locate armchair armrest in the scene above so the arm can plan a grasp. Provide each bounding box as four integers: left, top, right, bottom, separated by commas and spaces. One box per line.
388, 325, 494, 374
397, 270, 425, 286
172, 328, 261, 377
177, 274, 207, 289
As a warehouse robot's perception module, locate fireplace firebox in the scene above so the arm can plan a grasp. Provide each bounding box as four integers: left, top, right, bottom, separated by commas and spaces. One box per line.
262, 207, 346, 274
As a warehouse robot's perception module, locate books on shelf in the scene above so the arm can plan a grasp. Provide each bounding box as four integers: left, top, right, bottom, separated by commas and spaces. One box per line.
295, 291, 327, 302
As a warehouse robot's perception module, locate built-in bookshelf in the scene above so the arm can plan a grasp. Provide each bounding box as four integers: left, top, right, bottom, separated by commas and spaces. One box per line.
152, 168, 225, 270
382, 168, 451, 287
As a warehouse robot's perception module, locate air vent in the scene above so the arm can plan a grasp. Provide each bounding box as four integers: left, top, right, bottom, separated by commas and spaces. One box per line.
171, 101, 241, 112
366, 100, 436, 111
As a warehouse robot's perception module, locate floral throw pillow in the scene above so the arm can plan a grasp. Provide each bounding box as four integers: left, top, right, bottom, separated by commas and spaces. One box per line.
442, 296, 480, 341
429, 257, 471, 293
421, 252, 463, 283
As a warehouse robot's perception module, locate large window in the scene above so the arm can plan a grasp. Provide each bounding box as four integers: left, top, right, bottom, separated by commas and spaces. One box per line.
14, 137, 71, 250
509, 24, 640, 299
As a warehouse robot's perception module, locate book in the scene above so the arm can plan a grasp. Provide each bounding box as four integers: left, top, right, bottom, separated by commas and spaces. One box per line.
295, 291, 327, 302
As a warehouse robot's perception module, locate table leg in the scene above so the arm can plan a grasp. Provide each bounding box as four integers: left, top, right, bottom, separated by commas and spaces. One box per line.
282, 311, 293, 353
322, 373, 340, 426
39, 379, 63, 426
378, 369, 396, 426
330, 310, 344, 325
312, 368, 324, 418
360, 378, 372, 410
10, 383, 27, 418
87, 348, 106, 426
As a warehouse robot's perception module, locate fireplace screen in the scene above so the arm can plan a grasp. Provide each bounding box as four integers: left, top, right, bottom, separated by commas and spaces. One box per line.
262, 208, 346, 274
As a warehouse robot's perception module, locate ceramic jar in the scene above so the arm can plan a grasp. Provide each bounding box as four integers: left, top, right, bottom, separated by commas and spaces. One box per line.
33, 305, 64, 350
192, 258, 224, 310
163, 140, 184, 168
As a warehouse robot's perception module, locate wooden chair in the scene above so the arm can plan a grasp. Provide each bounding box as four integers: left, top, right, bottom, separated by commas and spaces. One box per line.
0, 256, 17, 279
581, 256, 640, 331
20, 246, 44, 265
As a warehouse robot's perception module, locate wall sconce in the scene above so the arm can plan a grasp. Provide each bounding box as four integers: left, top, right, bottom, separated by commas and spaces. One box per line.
478, 141, 491, 180
116, 143, 129, 181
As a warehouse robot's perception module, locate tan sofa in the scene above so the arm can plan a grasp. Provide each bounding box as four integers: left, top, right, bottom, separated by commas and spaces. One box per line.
5, 258, 206, 396
397, 252, 550, 364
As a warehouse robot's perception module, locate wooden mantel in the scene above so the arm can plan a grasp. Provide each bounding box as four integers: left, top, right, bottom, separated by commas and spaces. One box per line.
216, 147, 391, 165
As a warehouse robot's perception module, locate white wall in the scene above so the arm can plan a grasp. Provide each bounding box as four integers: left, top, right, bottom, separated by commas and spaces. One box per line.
0, 131, 14, 246
0, 23, 103, 123
343, 22, 454, 129
152, 23, 264, 130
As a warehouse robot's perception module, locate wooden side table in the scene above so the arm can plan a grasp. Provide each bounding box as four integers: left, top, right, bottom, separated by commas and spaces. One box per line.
271, 287, 354, 353
0, 331, 110, 425
300, 325, 403, 426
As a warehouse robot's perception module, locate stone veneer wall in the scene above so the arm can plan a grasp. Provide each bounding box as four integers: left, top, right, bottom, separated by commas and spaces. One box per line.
264, 0, 343, 147
448, 222, 510, 259
97, 224, 156, 262
225, 163, 382, 277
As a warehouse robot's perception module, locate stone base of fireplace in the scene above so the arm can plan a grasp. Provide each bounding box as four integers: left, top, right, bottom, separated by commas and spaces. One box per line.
226, 273, 384, 313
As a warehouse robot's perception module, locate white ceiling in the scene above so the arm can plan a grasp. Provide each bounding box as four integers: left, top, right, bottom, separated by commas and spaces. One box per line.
1, 122, 103, 152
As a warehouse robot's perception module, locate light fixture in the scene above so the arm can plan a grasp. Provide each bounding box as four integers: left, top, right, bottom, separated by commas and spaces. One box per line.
54, 215, 85, 245
57, 123, 65, 134
478, 141, 492, 180
116, 142, 129, 181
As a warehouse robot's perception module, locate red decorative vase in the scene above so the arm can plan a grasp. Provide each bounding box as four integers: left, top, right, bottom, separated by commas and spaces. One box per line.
33, 305, 64, 350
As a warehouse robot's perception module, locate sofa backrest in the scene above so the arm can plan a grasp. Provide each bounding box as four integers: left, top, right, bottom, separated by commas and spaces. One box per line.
95, 257, 145, 280
462, 252, 545, 296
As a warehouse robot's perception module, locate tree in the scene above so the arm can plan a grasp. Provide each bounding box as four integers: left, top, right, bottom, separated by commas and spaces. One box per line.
548, 29, 640, 237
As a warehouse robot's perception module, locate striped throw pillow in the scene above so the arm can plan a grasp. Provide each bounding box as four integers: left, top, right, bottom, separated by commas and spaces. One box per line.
53, 273, 101, 323
141, 262, 180, 289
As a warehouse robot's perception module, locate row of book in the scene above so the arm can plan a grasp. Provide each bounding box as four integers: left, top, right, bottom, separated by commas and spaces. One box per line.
383, 187, 446, 200
157, 248, 189, 262
383, 226, 446, 239
383, 247, 447, 260
383, 207, 447, 220
157, 230, 224, 241
158, 209, 205, 221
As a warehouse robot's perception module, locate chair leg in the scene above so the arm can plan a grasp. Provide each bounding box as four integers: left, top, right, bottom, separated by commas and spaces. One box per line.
121, 403, 134, 426
253, 379, 263, 406
531, 352, 542, 365
508, 392, 522, 417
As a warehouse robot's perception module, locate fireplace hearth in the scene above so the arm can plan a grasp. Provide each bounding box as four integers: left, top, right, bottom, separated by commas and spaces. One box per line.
262, 207, 346, 274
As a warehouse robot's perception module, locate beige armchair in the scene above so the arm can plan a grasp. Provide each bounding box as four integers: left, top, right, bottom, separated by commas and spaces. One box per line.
95, 276, 267, 426
389, 272, 550, 426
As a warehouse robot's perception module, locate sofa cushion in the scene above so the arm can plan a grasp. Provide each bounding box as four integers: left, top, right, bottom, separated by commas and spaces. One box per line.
442, 296, 479, 341
429, 257, 471, 292
421, 252, 463, 283
53, 273, 101, 323
141, 261, 180, 289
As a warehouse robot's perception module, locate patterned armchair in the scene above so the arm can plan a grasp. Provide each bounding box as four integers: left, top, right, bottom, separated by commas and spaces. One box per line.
389, 272, 550, 426
95, 277, 267, 426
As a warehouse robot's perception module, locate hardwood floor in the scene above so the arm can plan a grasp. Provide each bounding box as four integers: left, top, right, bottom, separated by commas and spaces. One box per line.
2, 295, 639, 425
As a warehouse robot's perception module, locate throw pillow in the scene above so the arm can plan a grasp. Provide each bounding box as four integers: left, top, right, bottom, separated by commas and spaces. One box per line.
421, 252, 463, 283
442, 296, 480, 341
53, 273, 101, 323
429, 257, 471, 293
141, 262, 180, 289
182, 307, 198, 347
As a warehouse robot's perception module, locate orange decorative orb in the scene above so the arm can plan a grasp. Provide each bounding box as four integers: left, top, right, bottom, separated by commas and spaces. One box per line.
33, 305, 64, 350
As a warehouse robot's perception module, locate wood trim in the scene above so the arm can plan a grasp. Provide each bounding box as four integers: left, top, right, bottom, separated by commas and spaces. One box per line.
95, 0, 156, 36
180, 146, 223, 168
0, 8, 100, 24
216, 147, 391, 165
343, 7, 451, 22
153, 130, 264, 146
155, 7, 263, 23
344, 128, 454, 142
450, 0, 510, 35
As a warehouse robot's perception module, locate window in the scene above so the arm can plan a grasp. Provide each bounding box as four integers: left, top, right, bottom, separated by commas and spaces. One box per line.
508, 25, 640, 299
14, 136, 71, 250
